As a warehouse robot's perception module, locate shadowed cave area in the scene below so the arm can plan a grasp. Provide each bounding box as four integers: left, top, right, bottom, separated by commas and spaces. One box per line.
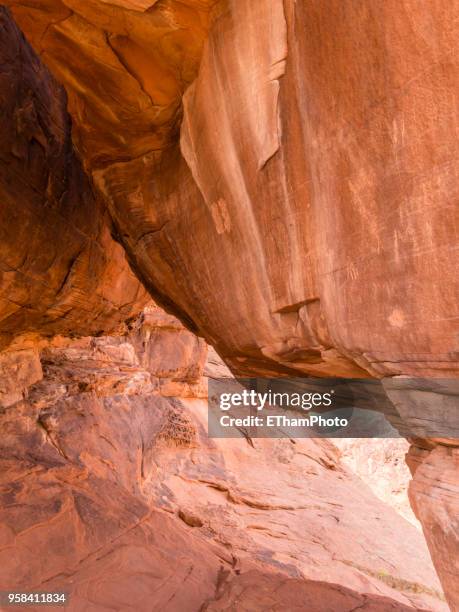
0, 2, 458, 611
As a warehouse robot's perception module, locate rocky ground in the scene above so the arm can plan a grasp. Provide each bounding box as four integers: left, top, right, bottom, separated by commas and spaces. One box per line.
0, 307, 447, 611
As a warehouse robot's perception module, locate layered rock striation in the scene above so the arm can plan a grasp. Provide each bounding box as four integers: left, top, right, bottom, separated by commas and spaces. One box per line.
7, 0, 457, 380
1, 2, 458, 608
0, 307, 448, 611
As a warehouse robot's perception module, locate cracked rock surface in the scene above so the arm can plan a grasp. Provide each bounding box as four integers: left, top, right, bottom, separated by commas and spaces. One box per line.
0, 3, 458, 608
0, 7, 149, 349
7, 0, 458, 380
0, 309, 447, 611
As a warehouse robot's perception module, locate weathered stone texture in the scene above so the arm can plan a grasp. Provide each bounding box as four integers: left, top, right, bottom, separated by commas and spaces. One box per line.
0, 319, 447, 611
0, 7, 149, 350
1, 2, 458, 608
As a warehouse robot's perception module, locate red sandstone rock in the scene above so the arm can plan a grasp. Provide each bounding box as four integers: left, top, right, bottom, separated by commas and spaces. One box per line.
408, 444, 459, 608
5, 0, 222, 167
0, 7, 148, 351
1, 2, 458, 608
0, 349, 42, 408
128, 305, 208, 397
7, 1, 457, 378
0, 324, 447, 611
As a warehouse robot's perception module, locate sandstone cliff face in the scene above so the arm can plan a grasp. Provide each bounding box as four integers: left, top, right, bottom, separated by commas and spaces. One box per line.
1, 2, 458, 608
8, 0, 457, 379
0, 308, 447, 611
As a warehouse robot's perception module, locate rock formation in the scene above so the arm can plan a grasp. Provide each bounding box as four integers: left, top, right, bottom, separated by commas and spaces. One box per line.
0, 6, 149, 351
0, 1, 458, 608
333, 438, 418, 526
0, 306, 448, 611
7, 0, 457, 379
407, 443, 459, 608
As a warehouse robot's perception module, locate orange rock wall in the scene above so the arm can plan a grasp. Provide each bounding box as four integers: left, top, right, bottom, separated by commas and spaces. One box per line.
0, 7, 149, 349
2, 2, 459, 607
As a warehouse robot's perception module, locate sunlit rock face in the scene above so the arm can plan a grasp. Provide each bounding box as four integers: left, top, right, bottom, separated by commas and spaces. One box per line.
0, 309, 448, 611
8, 0, 457, 380
2, 2, 459, 608
0, 7, 149, 350
333, 438, 418, 526
175, 0, 459, 380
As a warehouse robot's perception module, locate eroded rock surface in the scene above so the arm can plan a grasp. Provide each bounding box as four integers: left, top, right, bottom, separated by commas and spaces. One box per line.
0, 7, 149, 350
408, 443, 459, 609
8, 0, 457, 379
0, 311, 447, 611
1, 2, 458, 608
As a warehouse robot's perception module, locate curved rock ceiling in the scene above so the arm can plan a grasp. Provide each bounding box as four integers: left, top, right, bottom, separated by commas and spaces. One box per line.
7, 0, 223, 166
7, 0, 458, 380
2, 1, 459, 608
